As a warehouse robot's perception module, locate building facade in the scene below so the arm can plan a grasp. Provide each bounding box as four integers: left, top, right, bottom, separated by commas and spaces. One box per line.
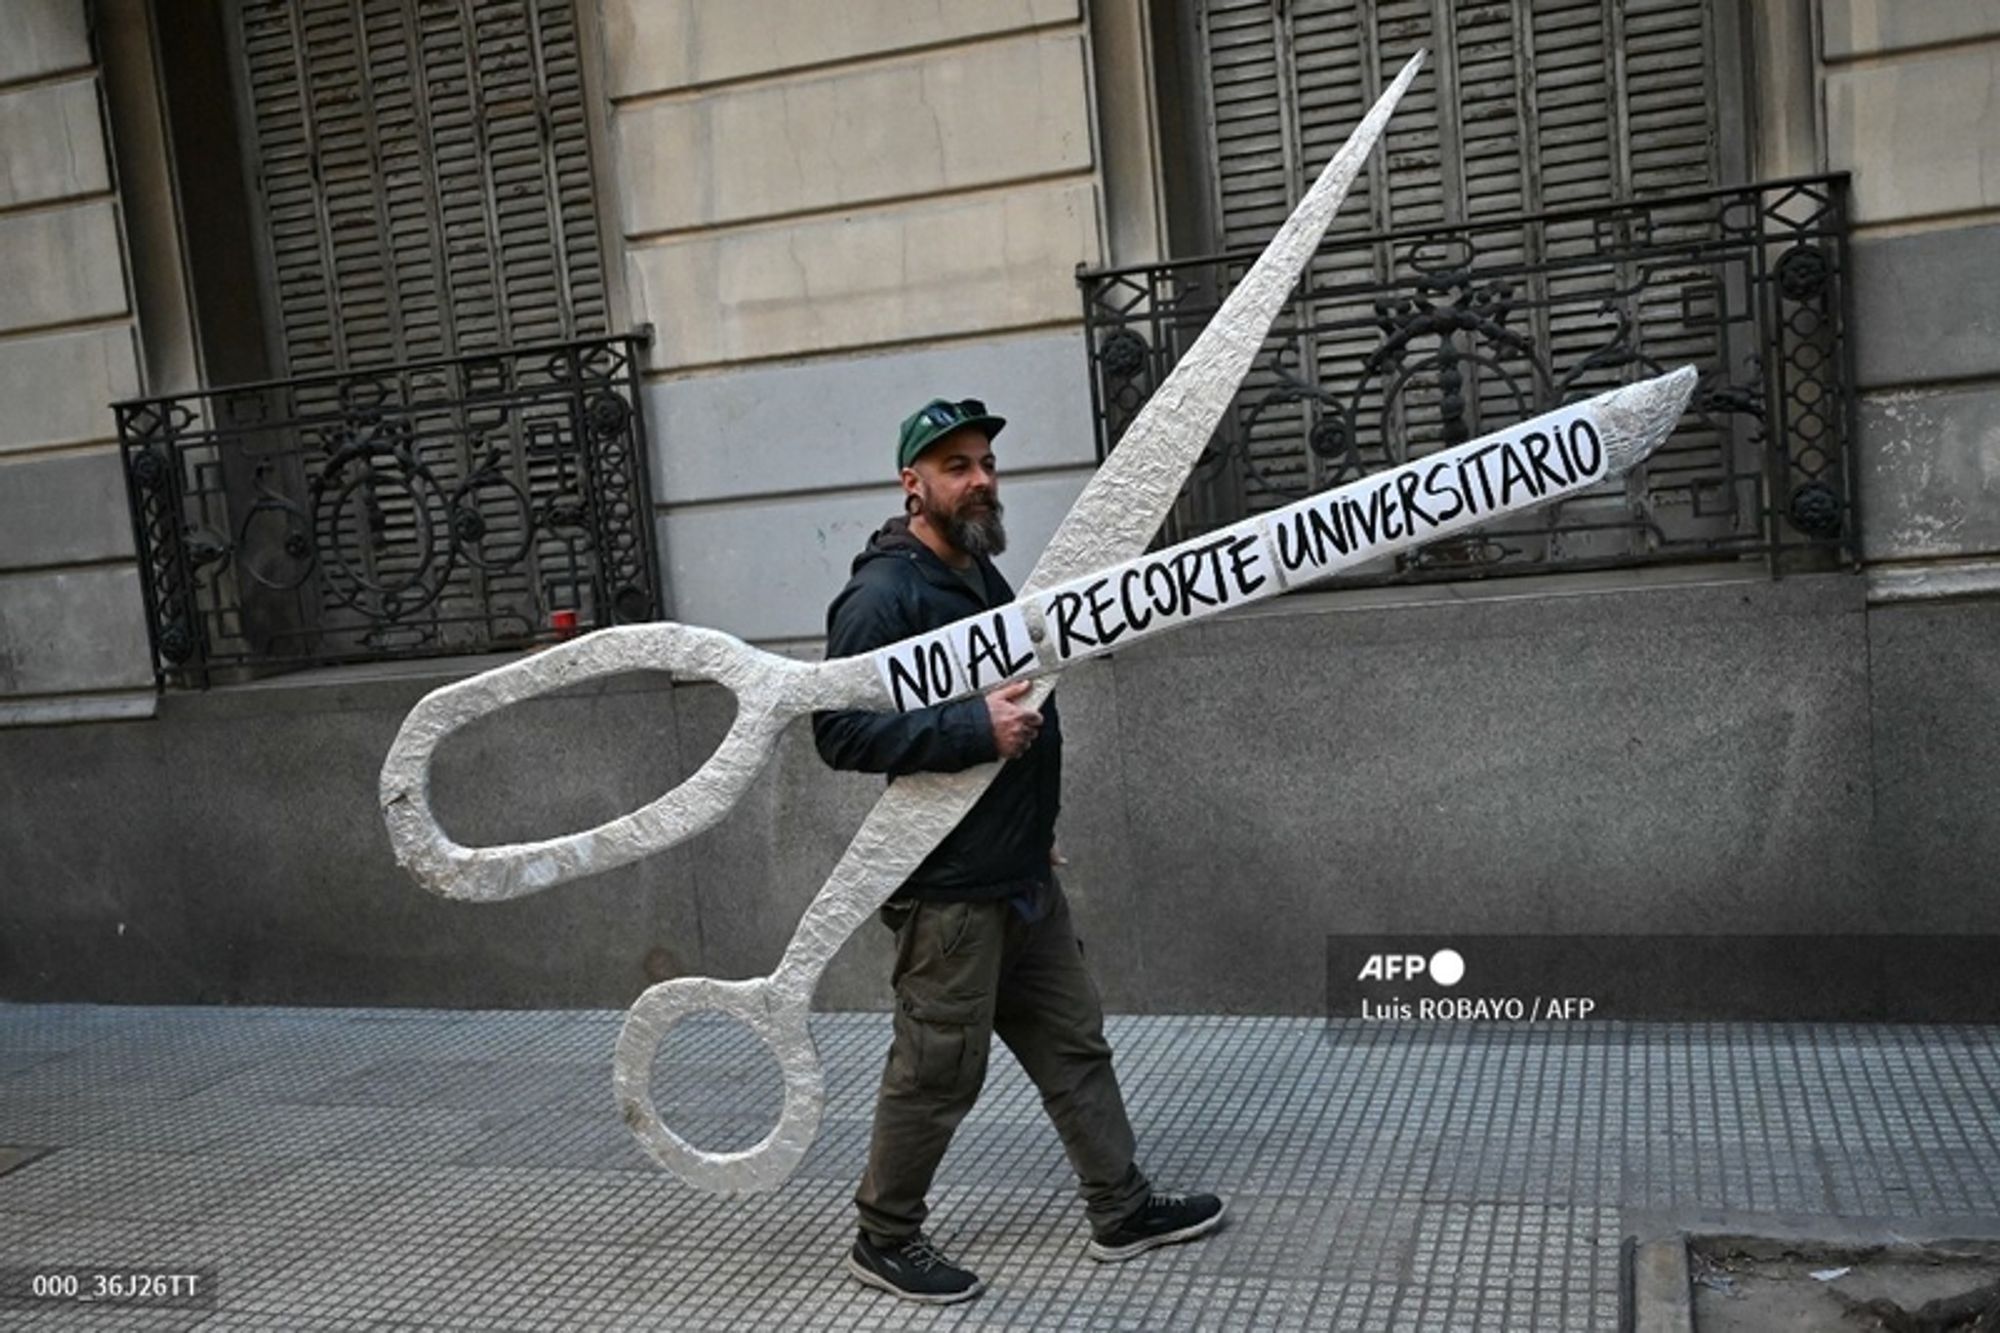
1, 0, 1994, 1012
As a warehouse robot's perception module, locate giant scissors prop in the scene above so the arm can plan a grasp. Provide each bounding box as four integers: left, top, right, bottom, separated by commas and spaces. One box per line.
381, 50, 1695, 1194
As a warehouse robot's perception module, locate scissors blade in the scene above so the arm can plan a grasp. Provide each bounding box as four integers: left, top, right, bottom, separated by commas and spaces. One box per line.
1024, 49, 1427, 597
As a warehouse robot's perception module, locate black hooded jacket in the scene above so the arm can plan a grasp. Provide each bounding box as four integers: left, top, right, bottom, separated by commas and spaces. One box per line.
812, 517, 1062, 902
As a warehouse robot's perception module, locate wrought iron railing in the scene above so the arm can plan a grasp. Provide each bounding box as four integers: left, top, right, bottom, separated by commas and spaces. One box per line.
1079, 175, 1856, 582
117, 332, 662, 687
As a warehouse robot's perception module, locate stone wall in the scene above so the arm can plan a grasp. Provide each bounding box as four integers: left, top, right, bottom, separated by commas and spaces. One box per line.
1822, 1, 2000, 575
0, 0, 153, 726
7, 0, 1993, 704
9, 570, 1975, 1016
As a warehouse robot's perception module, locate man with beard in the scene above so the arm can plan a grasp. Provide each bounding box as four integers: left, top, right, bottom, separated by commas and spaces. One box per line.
814, 397, 1224, 1304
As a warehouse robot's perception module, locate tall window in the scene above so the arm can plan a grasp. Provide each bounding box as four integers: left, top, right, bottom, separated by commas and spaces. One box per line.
1186, 0, 1739, 491
1106, 0, 1829, 579
119, 0, 658, 685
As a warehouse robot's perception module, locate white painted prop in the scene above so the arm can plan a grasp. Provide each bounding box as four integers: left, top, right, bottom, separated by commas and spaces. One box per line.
380, 52, 1425, 1193
872, 379, 1696, 692
381, 51, 1677, 1194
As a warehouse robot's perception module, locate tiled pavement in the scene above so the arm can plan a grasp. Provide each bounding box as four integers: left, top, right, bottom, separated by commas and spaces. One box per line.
0, 1005, 1996, 1330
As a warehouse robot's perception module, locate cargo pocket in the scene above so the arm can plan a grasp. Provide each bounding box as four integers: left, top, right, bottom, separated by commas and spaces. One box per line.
896, 988, 990, 1095
896, 924, 996, 1088
890, 903, 996, 1097
909, 1014, 967, 1093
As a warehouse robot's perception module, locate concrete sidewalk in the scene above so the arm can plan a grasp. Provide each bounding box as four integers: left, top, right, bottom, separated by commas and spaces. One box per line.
0, 1005, 1996, 1330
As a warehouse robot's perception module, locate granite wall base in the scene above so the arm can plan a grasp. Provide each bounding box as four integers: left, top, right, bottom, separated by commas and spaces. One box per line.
2, 570, 1985, 1016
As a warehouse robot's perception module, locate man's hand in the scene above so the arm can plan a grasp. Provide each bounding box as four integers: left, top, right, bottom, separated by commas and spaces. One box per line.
985, 680, 1043, 759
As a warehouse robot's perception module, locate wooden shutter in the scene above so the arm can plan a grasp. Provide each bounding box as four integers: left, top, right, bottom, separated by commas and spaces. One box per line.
217, 0, 618, 658
230, 0, 608, 378
1194, 0, 1729, 541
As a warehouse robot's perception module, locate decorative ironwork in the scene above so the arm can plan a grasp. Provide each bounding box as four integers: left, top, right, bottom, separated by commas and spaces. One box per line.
116, 333, 663, 688
1079, 175, 1857, 582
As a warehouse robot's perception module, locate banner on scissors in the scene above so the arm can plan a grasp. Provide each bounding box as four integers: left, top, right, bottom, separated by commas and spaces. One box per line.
1030, 397, 1608, 667
1266, 400, 1603, 588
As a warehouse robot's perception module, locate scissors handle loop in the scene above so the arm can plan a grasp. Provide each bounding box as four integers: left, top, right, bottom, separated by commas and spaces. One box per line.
379, 623, 823, 902
613, 968, 823, 1194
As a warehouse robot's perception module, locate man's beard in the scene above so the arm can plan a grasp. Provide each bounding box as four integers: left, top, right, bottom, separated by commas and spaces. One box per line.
920, 487, 1007, 557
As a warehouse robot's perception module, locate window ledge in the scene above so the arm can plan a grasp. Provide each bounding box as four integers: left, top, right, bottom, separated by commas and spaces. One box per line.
0, 690, 158, 728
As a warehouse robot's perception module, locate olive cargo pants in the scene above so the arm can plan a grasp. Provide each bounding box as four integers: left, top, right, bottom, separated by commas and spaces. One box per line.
855, 882, 1151, 1242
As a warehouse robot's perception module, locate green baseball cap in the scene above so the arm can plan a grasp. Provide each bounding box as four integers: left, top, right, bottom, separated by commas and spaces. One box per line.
896, 398, 1007, 471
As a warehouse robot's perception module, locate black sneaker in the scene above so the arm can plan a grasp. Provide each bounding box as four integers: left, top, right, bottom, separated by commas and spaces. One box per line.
1086, 1190, 1227, 1262
845, 1230, 985, 1304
